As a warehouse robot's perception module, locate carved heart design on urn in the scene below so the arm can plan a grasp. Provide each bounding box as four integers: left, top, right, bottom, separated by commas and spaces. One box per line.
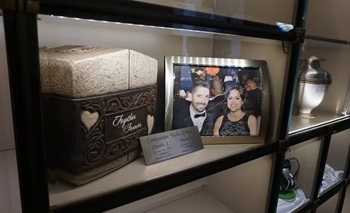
81, 110, 99, 131
147, 114, 154, 135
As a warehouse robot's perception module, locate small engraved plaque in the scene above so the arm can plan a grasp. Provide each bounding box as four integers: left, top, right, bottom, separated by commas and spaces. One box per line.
140, 126, 204, 165
105, 107, 147, 143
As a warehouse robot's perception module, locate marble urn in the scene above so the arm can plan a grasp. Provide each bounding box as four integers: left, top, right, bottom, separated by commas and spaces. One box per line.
40, 46, 158, 185
295, 56, 332, 118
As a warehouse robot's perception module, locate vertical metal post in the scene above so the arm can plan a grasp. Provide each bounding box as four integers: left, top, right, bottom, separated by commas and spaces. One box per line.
336, 183, 348, 213
335, 141, 350, 212
2, 9, 49, 213
270, 0, 309, 212
277, 0, 309, 139
267, 151, 286, 213
311, 135, 331, 201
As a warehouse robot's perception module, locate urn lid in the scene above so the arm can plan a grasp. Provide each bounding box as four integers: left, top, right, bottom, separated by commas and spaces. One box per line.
298, 56, 332, 84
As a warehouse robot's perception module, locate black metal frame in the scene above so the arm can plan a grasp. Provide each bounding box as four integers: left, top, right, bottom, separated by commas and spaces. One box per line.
337, 182, 348, 213
276, 0, 309, 140
3, 0, 350, 212
305, 35, 350, 45
335, 136, 350, 212
51, 143, 278, 213
39, 0, 295, 42
2, 10, 49, 213
311, 135, 331, 201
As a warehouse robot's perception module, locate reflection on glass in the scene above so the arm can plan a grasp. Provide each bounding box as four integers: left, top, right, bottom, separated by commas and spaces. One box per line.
132, 0, 295, 25
276, 22, 294, 32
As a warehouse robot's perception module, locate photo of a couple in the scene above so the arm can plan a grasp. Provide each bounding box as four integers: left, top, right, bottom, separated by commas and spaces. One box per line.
172, 64, 263, 137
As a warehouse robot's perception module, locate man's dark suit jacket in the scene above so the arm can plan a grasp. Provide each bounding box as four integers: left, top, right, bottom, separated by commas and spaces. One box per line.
172, 98, 214, 136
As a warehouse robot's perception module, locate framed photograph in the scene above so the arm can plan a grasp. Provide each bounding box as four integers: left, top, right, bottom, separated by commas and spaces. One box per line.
164, 56, 270, 144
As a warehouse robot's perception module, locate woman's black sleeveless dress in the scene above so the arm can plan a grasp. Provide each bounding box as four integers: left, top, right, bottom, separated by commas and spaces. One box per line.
219, 113, 250, 136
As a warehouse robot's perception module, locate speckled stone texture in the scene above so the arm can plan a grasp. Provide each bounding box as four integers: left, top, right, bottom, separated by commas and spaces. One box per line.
129, 50, 158, 89
39, 46, 158, 97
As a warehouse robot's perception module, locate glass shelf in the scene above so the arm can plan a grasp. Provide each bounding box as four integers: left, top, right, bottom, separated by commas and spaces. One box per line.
289, 113, 349, 135
39, 1, 295, 42
0, 17, 15, 151
49, 144, 259, 207
143, 190, 234, 213
132, 0, 295, 25
107, 154, 273, 213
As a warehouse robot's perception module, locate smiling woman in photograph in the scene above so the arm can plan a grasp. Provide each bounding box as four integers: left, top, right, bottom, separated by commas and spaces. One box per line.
213, 85, 257, 136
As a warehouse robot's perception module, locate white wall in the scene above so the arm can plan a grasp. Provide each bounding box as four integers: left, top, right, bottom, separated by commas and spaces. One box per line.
327, 129, 350, 171
306, 0, 350, 41
317, 193, 340, 213
0, 151, 21, 213
0, 18, 15, 151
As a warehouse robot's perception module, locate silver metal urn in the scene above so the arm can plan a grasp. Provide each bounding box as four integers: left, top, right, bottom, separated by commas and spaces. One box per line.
296, 56, 332, 118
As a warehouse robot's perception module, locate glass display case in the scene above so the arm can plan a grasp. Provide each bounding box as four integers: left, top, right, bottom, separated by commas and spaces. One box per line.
289, 39, 350, 135
317, 193, 341, 213
276, 138, 321, 213
2, 0, 350, 213
288, 0, 350, 135
36, 12, 282, 208
318, 129, 350, 196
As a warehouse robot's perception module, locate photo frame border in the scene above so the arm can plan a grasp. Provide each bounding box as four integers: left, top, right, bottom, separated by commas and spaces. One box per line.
164, 56, 270, 144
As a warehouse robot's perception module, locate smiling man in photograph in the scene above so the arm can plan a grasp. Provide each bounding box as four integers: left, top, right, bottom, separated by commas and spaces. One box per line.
173, 80, 214, 136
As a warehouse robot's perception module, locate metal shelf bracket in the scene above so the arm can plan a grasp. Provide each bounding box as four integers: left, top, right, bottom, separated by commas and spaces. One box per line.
277, 139, 289, 154
1, 0, 38, 13
293, 27, 306, 44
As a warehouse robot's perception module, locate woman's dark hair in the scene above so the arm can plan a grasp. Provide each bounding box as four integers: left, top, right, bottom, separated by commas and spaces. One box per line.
224, 85, 245, 101
223, 85, 245, 113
